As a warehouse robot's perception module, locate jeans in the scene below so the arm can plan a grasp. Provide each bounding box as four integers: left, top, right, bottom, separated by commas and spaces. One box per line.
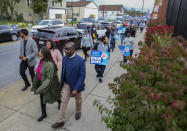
82, 47, 90, 59
110, 43, 115, 52
19, 60, 35, 86
95, 65, 106, 78
120, 34, 125, 45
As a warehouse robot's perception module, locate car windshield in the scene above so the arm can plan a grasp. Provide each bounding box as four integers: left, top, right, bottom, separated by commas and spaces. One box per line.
77, 24, 88, 30
114, 22, 121, 24
36, 30, 56, 38
80, 18, 89, 22
38, 20, 50, 25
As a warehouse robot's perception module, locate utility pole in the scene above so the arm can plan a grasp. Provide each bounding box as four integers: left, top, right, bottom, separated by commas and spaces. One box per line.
142, 0, 144, 13
71, 0, 73, 26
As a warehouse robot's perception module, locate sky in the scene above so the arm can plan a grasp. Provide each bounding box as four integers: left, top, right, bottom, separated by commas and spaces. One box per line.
68, 0, 155, 12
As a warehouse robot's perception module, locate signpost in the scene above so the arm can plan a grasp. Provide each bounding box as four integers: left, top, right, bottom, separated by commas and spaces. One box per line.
118, 46, 132, 56
90, 50, 110, 65
118, 27, 126, 34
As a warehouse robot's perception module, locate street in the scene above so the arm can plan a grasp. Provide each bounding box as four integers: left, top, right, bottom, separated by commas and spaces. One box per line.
0, 41, 22, 89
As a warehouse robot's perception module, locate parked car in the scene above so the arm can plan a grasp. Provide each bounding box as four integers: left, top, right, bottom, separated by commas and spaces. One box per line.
100, 22, 113, 29
31, 19, 64, 33
77, 22, 106, 39
115, 18, 123, 21
32, 27, 82, 54
0, 25, 19, 42
113, 21, 123, 28
97, 18, 107, 23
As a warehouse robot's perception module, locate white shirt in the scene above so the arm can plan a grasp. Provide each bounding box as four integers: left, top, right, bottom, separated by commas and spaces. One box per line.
68, 53, 75, 59
124, 37, 135, 49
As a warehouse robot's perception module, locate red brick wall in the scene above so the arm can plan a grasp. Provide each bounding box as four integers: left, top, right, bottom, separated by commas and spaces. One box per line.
158, 0, 169, 19
153, 0, 169, 20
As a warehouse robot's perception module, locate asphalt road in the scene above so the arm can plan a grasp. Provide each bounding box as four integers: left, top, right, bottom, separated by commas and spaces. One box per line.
0, 41, 22, 89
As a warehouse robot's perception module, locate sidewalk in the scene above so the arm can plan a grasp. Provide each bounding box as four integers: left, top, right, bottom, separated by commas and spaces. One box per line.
0, 31, 145, 131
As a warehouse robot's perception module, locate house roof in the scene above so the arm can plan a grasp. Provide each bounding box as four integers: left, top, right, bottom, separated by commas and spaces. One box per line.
66, 1, 92, 7
99, 5, 123, 11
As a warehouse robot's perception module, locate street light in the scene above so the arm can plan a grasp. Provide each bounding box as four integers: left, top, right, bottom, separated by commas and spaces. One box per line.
142, 0, 144, 13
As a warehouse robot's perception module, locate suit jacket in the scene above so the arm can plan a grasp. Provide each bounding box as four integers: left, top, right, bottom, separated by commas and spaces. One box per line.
20, 38, 38, 66
60, 54, 86, 93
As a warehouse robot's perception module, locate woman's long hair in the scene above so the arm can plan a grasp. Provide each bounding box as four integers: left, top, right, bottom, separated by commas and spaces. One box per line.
47, 40, 57, 51
40, 47, 58, 71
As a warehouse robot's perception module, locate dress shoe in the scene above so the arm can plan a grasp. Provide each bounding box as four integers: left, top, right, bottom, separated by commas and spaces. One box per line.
21, 84, 31, 91
37, 114, 47, 122
52, 122, 65, 129
75, 112, 81, 120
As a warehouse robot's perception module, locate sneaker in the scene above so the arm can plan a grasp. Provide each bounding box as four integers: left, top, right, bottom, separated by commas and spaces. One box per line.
99, 78, 103, 83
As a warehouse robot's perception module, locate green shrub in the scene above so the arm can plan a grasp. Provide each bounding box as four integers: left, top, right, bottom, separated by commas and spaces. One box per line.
94, 33, 187, 130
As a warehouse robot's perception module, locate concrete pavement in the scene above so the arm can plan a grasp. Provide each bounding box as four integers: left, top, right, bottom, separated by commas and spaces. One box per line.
0, 31, 145, 131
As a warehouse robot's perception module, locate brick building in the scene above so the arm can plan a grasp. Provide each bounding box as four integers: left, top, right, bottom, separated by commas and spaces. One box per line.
153, 0, 169, 19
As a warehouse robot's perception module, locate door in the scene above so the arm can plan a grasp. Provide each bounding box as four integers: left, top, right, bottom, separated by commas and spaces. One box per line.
0, 26, 11, 41
67, 28, 79, 48
59, 29, 70, 55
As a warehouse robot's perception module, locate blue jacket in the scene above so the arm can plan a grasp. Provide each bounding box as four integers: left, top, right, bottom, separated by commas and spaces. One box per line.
61, 54, 86, 93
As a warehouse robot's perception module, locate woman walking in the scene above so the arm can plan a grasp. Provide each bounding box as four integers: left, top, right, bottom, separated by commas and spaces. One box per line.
31, 47, 61, 122
81, 30, 94, 61
46, 40, 62, 78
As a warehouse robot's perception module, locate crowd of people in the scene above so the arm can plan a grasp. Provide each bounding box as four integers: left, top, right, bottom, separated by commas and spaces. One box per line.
18, 20, 145, 128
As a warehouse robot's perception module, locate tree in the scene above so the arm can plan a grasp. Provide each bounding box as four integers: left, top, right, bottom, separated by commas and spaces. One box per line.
0, 0, 21, 21
30, 0, 63, 23
31, 0, 63, 14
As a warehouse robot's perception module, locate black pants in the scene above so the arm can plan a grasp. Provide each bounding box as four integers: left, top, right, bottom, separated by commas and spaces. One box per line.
123, 50, 133, 63
40, 94, 47, 115
19, 60, 35, 86
40, 94, 61, 115
82, 47, 90, 59
140, 27, 144, 33
95, 65, 106, 78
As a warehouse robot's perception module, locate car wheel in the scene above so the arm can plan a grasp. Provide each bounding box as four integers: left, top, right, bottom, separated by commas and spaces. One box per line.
11, 34, 18, 41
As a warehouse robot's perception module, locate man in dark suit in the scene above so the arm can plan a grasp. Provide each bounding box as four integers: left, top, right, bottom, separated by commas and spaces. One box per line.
52, 42, 86, 129
19, 29, 38, 91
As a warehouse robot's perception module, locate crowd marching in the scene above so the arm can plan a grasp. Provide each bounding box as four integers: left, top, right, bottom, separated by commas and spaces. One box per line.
18, 19, 146, 129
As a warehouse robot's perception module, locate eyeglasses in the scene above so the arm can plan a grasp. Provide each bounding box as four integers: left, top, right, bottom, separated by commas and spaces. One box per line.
64, 48, 72, 51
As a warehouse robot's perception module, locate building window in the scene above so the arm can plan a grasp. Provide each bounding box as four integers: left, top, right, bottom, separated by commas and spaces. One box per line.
76, 13, 79, 17
27, 0, 30, 6
55, 14, 62, 19
52, 0, 55, 6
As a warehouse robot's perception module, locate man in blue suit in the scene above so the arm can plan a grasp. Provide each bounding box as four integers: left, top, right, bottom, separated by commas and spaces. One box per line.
52, 42, 86, 129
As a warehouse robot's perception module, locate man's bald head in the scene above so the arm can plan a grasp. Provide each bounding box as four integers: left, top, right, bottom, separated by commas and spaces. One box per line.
65, 42, 75, 50
64, 42, 76, 57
